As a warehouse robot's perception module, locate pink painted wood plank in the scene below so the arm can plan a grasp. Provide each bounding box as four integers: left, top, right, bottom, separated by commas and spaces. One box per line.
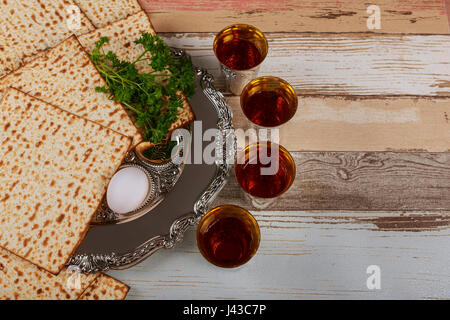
139, 0, 449, 33
446, 0, 450, 31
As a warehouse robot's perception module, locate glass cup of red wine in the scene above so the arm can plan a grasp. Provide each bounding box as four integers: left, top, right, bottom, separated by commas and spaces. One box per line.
235, 141, 296, 209
241, 76, 298, 128
197, 205, 260, 268
213, 24, 268, 95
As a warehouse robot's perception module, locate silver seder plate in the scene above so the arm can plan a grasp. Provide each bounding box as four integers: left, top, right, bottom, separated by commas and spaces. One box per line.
68, 50, 235, 273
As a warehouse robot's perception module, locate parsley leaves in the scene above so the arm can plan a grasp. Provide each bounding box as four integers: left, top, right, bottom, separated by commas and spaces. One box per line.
90, 33, 195, 144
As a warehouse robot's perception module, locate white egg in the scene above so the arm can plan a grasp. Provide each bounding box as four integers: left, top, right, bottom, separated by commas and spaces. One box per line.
107, 167, 150, 214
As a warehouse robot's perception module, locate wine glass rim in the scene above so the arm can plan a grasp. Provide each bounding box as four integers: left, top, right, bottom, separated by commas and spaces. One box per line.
196, 204, 260, 268
240, 76, 298, 127
213, 24, 269, 70
215, 23, 267, 39
234, 142, 296, 198
199, 204, 257, 224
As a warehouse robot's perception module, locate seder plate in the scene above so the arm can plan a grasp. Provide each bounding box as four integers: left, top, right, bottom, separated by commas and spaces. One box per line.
68, 57, 235, 273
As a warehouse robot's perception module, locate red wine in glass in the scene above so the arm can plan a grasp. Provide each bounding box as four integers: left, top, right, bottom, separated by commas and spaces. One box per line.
235, 142, 296, 199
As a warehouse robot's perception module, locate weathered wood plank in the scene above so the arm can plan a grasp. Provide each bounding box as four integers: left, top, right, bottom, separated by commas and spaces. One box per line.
213, 152, 450, 212
228, 96, 450, 152
447, 0, 450, 30
140, 0, 449, 34
161, 32, 450, 96
110, 210, 450, 299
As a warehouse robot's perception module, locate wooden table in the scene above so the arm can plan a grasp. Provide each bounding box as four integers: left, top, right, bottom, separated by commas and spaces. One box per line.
109, 0, 450, 299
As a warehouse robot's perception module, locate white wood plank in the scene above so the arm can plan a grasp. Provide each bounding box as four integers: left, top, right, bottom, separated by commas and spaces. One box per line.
161, 33, 450, 96
228, 96, 450, 152
109, 211, 450, 299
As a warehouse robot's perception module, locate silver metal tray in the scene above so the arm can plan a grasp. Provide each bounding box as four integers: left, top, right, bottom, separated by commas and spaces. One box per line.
67, 60, 235, 273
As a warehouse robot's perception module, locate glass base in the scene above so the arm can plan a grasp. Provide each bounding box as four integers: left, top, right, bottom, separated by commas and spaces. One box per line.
244, 192, 276, 210
221, 64, 260, 96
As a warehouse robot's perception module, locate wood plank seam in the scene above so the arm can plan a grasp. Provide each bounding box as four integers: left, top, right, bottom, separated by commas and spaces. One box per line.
213, 152, 450, 212
139, 0, 449, 34
160, 33, 450, 96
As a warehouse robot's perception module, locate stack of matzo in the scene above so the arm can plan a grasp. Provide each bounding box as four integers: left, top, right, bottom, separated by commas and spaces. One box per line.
0, 36, 142, 146
0, 248, 129, 300
0, 0, 145, 77
0, 0, 94, 77
0, 1, 192, 145
0, 0, 192, 299
0, 88, 131, 273
78, 274, 130, 300
73, 0, 142, 28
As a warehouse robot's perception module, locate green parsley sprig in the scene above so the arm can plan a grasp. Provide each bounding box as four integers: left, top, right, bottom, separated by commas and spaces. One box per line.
90, 33, 195, 143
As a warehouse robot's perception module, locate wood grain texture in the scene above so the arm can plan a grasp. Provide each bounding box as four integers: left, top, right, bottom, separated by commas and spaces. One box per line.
228, 96, 450, 152
213, 152, 450, 212
110, 210, 450, 299
447, 0, 450, 31
140, 0, 449, 33
160, 33, 450, 96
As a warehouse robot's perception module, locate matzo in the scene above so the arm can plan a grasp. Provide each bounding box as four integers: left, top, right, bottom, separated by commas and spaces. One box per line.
0, 248, 99, 300
0, 0, 95, 77
0, 36, 142, 145
78, 11, 194, 138
73, 0, 142, 28
0, 88, 131, 274
78, 274, 129, 300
